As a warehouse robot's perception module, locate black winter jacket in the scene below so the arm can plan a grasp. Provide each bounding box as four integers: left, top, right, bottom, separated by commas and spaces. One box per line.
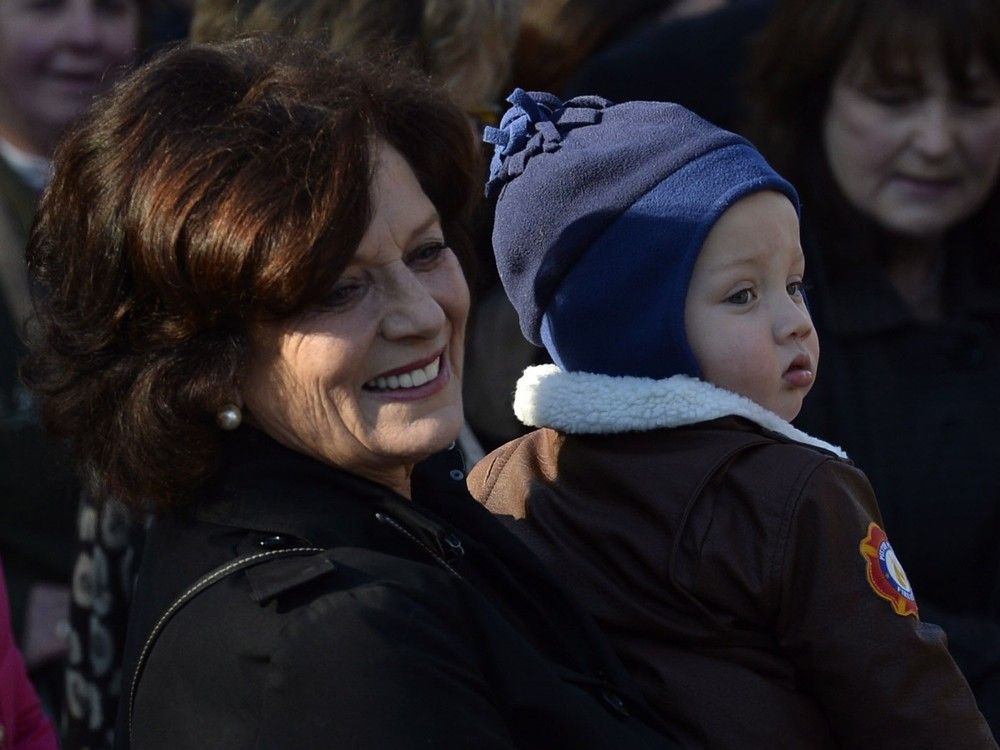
115, 428, 678, 749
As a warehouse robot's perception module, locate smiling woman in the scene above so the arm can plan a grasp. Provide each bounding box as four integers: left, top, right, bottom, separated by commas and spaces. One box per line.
242, 144, 471, 497
21, 37, 679, 749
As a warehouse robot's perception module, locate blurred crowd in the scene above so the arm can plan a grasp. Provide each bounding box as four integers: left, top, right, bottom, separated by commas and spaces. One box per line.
1, 0, 998, 748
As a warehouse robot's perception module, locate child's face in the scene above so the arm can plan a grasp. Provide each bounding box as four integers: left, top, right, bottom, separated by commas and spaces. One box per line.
684, 191, 818, 421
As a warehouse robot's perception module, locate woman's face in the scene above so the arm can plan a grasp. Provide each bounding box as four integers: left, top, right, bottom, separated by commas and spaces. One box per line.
822, 48, 1000, 241
242, 143, 470, 495
0, 0, 139, 154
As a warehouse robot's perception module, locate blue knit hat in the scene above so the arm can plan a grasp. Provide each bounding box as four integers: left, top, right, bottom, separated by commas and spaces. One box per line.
484, 89, 799, 380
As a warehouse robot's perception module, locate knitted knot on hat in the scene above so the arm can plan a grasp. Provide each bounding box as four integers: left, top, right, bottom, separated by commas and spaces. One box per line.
483, 88, 605, 197
485, 89, 799, 381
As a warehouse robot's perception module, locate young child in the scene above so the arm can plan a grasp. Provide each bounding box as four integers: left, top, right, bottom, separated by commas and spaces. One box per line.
470, 89, 997, 748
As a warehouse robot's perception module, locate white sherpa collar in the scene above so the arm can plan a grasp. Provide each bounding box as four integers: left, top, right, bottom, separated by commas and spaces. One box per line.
513, 364, 847, 459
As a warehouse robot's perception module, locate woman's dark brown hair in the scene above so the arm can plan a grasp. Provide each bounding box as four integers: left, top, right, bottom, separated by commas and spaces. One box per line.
23, 36, 480, 511
745, 0, 1000, 275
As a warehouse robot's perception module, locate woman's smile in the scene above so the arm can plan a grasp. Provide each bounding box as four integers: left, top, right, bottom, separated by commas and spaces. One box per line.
364, 351, 449, 399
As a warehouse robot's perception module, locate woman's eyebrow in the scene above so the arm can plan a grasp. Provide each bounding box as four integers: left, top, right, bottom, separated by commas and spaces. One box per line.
406, 209, 443, 242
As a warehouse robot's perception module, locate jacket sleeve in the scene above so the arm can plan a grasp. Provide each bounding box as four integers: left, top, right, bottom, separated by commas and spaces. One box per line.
917, 602, 1000, 734
774, 459, 997, 748
256, 581, 518, 749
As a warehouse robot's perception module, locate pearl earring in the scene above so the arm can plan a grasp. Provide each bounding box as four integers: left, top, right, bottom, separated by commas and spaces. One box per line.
216, 404, 242, 431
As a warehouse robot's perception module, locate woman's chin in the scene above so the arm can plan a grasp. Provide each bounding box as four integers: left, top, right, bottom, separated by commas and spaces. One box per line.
399, 412, 465, 459
353, 406, 465, 467
361, 383, 465, 459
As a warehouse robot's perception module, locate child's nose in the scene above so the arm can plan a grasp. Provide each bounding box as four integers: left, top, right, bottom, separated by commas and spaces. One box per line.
775, 298, 814, 341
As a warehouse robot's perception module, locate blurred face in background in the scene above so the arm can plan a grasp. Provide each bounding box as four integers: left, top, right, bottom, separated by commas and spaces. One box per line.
0, 0, 140, 155
823, 43, 1000, 242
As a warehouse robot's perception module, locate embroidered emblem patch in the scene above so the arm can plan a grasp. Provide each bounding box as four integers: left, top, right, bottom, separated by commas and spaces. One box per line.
860, 522, 918, 617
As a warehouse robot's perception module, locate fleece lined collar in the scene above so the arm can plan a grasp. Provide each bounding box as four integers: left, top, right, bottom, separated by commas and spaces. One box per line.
513, 364, 847, 459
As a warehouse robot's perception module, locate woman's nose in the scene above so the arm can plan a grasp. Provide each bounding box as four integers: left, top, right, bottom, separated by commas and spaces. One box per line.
379, 273, 447, 340
911, 100, 957, 160
62, 0, 103, 48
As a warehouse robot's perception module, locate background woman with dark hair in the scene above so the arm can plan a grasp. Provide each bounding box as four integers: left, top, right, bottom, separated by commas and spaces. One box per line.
25, 37, 679, 749
747, 0, 1000, 731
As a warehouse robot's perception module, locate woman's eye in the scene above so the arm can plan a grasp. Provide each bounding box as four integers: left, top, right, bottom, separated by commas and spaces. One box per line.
322, 280, 366, 309
726, 288, 755, 305
406, 242, 448, 269
955, 90, 1000, 109
867, 88, 919, 107
871, 91, 917, 107
22, 0, 62, 10
96, 0, 131, 13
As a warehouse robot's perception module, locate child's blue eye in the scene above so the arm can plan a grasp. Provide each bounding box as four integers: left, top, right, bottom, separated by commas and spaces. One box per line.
726, 288, 755, 305
787, 281, 811, 298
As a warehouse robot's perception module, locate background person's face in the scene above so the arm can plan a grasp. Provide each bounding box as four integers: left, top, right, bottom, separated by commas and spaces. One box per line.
0, 0, 139, 154
823, 48, 1000, 241
242, 144, 470, 495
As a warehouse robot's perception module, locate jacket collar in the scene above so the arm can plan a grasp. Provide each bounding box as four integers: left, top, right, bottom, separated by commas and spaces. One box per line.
514, 364, 847, 458
193, 427, 467, 548
189, 427, 651, 698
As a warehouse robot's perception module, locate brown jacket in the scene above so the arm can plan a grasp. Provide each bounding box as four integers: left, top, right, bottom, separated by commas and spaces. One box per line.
468, 366, 996, 749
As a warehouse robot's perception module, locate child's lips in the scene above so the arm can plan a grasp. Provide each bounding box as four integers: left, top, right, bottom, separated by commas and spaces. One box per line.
783, 355, 814, 388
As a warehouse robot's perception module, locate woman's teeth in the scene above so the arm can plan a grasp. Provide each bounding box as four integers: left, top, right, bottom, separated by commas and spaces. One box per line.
366, 357, 440, 391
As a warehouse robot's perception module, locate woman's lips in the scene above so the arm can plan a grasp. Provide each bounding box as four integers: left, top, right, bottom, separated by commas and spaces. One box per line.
363, 352, 450, 401
43, 62, 114, 90
44, 72, 106, 97
371, 349, 443, 380
891, 175, 961, 199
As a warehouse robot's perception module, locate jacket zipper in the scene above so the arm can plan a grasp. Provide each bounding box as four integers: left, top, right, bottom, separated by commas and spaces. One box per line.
374, 511, 466, 582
